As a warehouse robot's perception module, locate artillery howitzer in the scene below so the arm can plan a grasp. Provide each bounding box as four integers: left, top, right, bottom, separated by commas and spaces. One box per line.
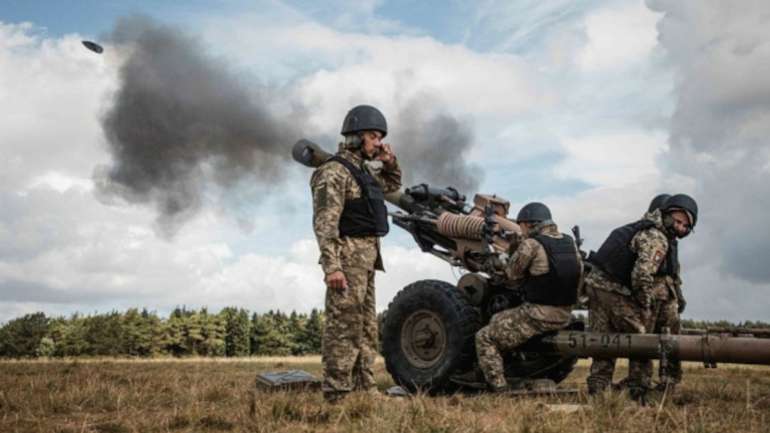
293, 139, 770, 393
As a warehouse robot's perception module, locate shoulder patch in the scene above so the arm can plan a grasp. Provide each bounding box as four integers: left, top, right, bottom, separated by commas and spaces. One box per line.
653, 250, 664, 264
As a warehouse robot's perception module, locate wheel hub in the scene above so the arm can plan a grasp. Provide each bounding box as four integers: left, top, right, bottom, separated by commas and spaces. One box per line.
400, 309, 447, 368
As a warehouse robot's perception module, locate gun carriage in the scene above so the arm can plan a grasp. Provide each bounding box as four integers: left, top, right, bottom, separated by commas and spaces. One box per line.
293, 139, 770, 393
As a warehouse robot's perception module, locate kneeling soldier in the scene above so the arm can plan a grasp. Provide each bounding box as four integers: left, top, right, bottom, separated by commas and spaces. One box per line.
456, 202, 583, 392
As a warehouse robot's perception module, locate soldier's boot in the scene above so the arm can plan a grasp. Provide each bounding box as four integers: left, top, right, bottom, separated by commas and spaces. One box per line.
450, 368, 489, 390
612, 377, 629, 391
323, 391, 349, 404
654, 380, 677, 394
490, 384, 512, 394
358, 387, 393, 402
628, 386, 649, 406
587, 378, 611, 396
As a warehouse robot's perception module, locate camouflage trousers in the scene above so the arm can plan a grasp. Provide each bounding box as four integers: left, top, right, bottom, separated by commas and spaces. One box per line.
586, 286, 651, 394
476, 304, 571, 389
322, 267, 378, 398
614, 294, 683, 388
651, 296, 682, 384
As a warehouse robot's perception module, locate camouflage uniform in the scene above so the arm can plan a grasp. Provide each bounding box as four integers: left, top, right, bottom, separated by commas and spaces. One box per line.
311, 147, 401, 399
651, 274, 683, 385
476, 223, 582, 390
586, 210, 671, 395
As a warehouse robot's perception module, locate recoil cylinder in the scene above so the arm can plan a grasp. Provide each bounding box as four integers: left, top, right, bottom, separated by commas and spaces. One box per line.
436, 212, 485, 240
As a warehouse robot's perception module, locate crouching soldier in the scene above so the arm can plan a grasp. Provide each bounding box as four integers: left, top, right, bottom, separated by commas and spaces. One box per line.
586, 194, 697, 401
615, 194, 688, 393
453, 202, 583, 392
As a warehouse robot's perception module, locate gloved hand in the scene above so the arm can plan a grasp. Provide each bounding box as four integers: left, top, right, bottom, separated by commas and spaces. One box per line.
674, 284, 686, 314
487, 252, 509, 273
677, 297, 687, 314
507, 232, 522, 254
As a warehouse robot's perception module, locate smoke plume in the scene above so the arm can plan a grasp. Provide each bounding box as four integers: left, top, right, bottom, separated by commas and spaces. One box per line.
392, 99, 482, 195
95, 16, 482, 235
648, 0, 770, 282
95, 15, 303, 235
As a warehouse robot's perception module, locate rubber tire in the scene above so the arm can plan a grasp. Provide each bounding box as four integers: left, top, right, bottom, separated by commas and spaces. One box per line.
382, 279, 481, 394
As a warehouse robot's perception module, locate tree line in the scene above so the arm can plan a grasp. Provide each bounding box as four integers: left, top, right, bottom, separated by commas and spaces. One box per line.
0, 308, 767, 359
0, 307, 325, 358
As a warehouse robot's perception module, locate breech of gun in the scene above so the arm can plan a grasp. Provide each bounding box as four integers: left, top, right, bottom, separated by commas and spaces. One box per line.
436, 212, 485, 240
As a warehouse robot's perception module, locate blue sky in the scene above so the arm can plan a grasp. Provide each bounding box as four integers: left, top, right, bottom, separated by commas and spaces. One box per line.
1, 0, 769, 323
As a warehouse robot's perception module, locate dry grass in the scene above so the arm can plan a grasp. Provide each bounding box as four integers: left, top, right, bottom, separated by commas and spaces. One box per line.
0, 357, 768, 433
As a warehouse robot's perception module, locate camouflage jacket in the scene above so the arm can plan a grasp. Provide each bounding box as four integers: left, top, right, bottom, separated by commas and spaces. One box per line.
591, 210, 672, 300
662, 236, 683, 301
505, 222, 582, 322
310, 148, 402, 275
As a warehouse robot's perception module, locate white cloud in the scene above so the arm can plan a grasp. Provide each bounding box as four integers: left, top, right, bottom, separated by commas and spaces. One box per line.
201, 18, 552, 133
577, 1, 660, 71
554, 130, 669, 187
292, 36, 548, 127
28, 172, 94, 193
0, 23, 113, 192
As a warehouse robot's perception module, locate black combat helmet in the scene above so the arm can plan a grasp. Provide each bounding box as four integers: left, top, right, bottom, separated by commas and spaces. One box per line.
516, 202, 552, 223
341, 105, 387, 137
663, 193, 698, 229
648, 193, 671, 213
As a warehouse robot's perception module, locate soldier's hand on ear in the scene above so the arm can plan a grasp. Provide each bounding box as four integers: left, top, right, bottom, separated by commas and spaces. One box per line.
325, 271, 348, 291
377, 143, 395, 165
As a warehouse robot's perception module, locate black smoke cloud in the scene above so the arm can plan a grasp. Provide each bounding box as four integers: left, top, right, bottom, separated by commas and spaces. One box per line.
95, 16, 481, 235
391, 98, 482, 195
647, 0, 770, 283
95, 15, 304, 235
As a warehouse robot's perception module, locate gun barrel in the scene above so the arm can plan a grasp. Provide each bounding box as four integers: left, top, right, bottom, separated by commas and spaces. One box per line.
385, 190, 419, 213
537, 331, 770, 365
292, 139, 332, 168
405, 184, 464, 203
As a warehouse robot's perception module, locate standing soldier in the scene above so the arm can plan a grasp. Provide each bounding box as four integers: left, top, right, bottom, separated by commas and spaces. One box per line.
310, 105, 402, 403
453, 202, 583, 391
586, 194, 697, 401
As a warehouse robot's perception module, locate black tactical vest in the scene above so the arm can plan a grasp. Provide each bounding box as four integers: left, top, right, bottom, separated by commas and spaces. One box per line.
590, 220, 676, 288
668, 239, 680, 277
522, 234, 580, 306
326, 156, 389, 237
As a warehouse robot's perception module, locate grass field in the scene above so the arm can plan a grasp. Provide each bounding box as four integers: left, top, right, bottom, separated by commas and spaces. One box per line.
1, 357, 768, 433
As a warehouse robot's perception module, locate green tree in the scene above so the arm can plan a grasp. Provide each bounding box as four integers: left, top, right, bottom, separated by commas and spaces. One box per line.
161, 313, 188, 356
82, 311, 124, 356
221, 307, 251, 357
198, 309, 226, 356
302, 309, 324, 354
0, 312, 50, 358
251, 311, 293, 355
50, 315, 88, 357
36, 337, 56, 357
122, 308, 161, 356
